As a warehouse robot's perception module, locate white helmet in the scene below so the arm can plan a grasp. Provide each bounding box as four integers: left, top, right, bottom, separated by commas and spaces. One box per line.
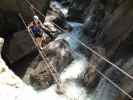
33, 15, 39, 20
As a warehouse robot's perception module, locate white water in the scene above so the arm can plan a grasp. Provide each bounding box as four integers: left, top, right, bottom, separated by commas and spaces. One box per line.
60, 54, 88, 81
38, 82, 87, 100
56, 22, 82, 49
37, 54, 91, 100
0, 31, 94, 100
0, 2, 94, 99
50, 1, 68, 16
29, 20, 92, 100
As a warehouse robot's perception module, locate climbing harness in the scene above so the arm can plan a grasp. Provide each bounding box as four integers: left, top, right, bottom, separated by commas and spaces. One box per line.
20, 0, 133, 99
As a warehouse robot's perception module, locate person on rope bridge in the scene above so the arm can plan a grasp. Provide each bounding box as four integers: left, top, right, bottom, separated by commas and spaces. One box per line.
28, 15, 49, 49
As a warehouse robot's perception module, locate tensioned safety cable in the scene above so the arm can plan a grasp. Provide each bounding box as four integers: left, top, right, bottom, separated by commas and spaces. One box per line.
24, 0, 46, 18
20, 0, 61, 85
23, 0, 133, 82
96, 69, 133, 100
18, 13, 60, 86
23, 0, 63, 30
72, 51, 133, 100
21, 0, 133, 98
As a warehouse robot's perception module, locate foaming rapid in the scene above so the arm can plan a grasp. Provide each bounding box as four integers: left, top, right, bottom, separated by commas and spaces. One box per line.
0, 15, 93, 100
38, 81, 87, 100
60, 54, 88, 81
34, 19, 92, 99
56, 22, 82, 49
0, 37, 91, 100
37, 54, 91, 100
34, 21, 91, 100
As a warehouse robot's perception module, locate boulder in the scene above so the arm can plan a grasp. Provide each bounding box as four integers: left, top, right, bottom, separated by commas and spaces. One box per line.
2, 30, 35, 65
45, 39, 73, 72
23, 39, 73, 90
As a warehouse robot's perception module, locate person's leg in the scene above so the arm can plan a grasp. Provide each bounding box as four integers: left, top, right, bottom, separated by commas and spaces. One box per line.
37, 36, 44, 49
35, 37, 40, 48
40, 36, 43, 48
39, 37, 42, 48
35, 37, 39, 47
41, 35, 46, 47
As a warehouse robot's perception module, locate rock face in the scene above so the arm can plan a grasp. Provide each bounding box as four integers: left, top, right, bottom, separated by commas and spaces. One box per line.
0, 0, 51, 34
48, 1, 72, 32
45, 39, 73, 72
0, 0, 73, 91
23, 39, 73, 90
67, 0, 133, 99
0, 37, 89, 100
0, 9, 23, 34
1, 0, 133, 99
0, 0, 51, 76
3, 30, 35, 64
77, 0, 133, 99
67, 0, 91, 22
0, 0, 50, 12
17, 0, 51, 21
0, 0, 18, 12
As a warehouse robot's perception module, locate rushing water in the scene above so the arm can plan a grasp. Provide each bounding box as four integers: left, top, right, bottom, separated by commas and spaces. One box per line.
35, 2, 94, 99
0, 35, 94, 100
36, 54, 94, 100
0, 1, 95, 100
56, 22, 82, 49
33, 16, 97, 100
37, 55, 89, 100
35, 21, 94, 100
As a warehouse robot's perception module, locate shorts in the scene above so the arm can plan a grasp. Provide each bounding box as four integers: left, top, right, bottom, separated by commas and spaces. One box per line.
31, 27, 42, 38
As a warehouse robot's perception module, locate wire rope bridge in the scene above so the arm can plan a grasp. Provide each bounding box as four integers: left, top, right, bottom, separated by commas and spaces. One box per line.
18, 0, 133, 99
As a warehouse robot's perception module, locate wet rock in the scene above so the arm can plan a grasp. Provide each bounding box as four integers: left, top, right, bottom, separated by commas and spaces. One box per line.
53, 13, 72, 32
81, 15, 99, 44
67, 0, 91, 22
95, 63, 123, 100
23, 39, 73, 90
81, 47, 105, 88
116, 57, 133, 100
45, 39, 73, 73
29, 61, 52, 90
44, 15, 58, 34
48, 1, 73, 32
22, 54, 53, 90
50, 1, 68, 16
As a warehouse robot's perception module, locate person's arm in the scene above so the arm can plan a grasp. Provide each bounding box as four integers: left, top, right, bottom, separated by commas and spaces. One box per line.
39, 20, 46, 30
27, 22, 33, 32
